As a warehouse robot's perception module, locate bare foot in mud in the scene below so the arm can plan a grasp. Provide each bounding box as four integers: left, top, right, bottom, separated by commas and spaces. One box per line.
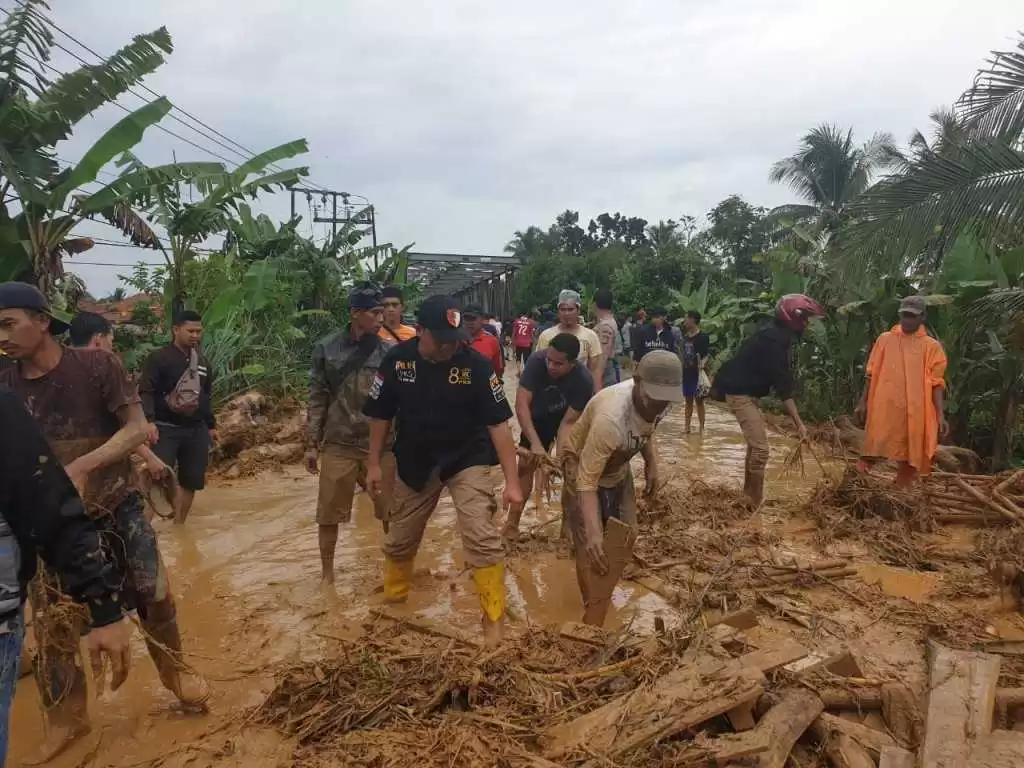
24, 722, 91, 765
319, 573, 336, 590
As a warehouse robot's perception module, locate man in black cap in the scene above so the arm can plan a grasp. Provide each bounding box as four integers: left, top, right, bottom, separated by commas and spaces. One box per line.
306, 285, 396, 587
363, 295, 522, 647
0, 282, 207, 759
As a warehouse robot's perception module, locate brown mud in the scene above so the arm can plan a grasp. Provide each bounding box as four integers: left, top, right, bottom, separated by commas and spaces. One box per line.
9, 385, 1024, 766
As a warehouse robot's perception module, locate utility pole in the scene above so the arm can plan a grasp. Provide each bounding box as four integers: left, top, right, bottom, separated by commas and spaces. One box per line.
289, 187, 377, 246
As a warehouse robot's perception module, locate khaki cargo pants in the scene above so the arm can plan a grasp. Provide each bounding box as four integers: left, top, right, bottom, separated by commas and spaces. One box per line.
317, 448, 396, 525
383, 465, 503, 568
725, 395, 770, 473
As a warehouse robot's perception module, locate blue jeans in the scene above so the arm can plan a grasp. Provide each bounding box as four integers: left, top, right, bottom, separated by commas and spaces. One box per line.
0, 609, 25, 767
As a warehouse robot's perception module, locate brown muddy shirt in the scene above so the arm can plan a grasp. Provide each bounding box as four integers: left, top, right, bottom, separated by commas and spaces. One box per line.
308, 330, 392, 454
565, 380, 660, 491
0, 347, 140, 515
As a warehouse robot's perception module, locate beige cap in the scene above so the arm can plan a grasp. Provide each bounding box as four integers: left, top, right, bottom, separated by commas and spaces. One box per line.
635, 350, 685, 402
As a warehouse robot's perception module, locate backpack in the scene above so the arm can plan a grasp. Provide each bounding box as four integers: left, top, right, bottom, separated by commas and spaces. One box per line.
165, 348, 202, 415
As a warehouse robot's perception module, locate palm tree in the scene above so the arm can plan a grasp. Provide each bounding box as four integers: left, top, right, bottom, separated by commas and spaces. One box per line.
0, 0, 192, 295
849, 33, 1024, 267
769, 124, 899, 229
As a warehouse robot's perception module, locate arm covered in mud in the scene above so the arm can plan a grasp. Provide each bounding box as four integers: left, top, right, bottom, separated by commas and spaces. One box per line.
0, 387, 126, 628
514, 376, 544, 455
65, 402, 148, 491
554, 407, 581, 462
641, 437, 660, 497
488, 422, 522, 508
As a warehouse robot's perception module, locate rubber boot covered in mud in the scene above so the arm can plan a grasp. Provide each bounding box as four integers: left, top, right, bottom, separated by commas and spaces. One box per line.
472, 562, 506, 648
383, 557, 414, 603
140, 599, 209, 709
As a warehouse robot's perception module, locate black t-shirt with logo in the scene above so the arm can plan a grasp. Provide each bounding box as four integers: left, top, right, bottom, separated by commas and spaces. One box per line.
518, 350, 593, 448
680, 331, 711, 383
363, 339, 512, 490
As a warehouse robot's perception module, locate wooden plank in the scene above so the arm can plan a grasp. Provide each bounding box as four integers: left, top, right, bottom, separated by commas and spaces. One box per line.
708, 607, 759, 630
920, 646, 1001, 768
878, 746, 916, 768
786, 649, 863, 678
583, 518, 637, 627
541, 656, 764, 760
968, 731, 1024, 767
982, 641, 1024, 656
755, 688, 824, 768
727, 701, 757, 732
824, 733, 876, 768
811, 712, 897, 758
881, 683, 919, 747
739, 640, 809, 673
671, 730, 770, 766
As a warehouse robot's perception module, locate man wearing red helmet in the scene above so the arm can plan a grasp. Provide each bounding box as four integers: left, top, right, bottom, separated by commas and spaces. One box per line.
713, 294, 825, 507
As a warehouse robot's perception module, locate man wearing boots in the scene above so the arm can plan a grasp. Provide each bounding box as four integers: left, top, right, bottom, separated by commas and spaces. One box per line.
0, 283, 207, 760
363, 295, 522, 647
561, 351, 683, 626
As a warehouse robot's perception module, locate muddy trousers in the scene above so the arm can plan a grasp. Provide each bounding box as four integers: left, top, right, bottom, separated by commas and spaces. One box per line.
382, 466, 505, 620
726, 395, 770, 505
30, 493, 180, 725
562, 458, 637, 626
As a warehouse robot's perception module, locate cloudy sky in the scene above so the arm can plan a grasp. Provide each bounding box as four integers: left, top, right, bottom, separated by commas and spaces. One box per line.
49, 0, 1021, 296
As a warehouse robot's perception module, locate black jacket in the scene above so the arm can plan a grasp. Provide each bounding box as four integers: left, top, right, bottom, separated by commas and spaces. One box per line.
714, 323, 796, 400
0, 386, 125, 627
633, 325, 677, 362
140, 344, 216, 428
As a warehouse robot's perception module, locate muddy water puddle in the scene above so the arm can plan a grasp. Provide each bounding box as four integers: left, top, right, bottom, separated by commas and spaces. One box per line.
9, 398, 823, 766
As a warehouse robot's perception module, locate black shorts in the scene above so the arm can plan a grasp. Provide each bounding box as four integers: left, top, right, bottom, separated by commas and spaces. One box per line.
514, 346, 531, 364
153, 422, 211, 491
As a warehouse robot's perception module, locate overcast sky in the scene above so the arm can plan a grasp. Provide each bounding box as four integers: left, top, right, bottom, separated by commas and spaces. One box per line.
49, 0, 1021, 296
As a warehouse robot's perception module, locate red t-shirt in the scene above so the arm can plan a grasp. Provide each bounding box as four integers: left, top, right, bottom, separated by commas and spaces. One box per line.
470, 331, 504, 376
512, 317, 536, 348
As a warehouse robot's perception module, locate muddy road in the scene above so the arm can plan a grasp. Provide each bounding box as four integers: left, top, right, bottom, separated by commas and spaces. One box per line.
7, 398, 848, 767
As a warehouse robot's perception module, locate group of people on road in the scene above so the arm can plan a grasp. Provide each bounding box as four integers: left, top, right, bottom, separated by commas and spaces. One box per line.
0, 273, 951, 766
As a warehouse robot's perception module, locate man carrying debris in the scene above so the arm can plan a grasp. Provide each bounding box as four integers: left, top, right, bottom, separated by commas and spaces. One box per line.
307, 285, 397, 587
713, 294, 824, 508
0, 282, 207, 761
563, 350, 684, 626
536, 290, 604, 394
0, 388, 134, 767
503, 333, 594, 541
364, 295, 522, 647
140, 310, 216, 525
378, 285, 417, 344
855, 295, 948, 487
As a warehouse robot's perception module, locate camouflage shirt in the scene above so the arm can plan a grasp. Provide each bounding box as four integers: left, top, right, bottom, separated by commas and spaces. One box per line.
308, 330, 393, 453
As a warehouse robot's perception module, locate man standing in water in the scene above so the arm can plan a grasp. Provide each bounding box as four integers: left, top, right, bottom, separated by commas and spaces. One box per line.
563, 351, 683, 626
680, 310, 712, 434
713, 294, 824, 508
364, 295, 522, 647
140, 311, 216, 525
0, 283, 207, 760
503, 333, 593, 541
856, 295, 948, 487
378, 285, 417, 344
0, 388, 133, 766
307, 285, 397, 586
536, 290, 603, 394
593, 289, 621, 388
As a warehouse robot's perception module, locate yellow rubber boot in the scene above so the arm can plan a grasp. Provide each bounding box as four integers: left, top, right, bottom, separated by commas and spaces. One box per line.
472, 563, 506, 648
383, 557, 414, 603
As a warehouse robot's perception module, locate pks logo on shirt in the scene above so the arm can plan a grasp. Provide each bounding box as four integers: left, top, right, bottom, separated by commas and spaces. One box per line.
489, 373, 506, 403
395, 360, 416, 383
369, 373, 384, 399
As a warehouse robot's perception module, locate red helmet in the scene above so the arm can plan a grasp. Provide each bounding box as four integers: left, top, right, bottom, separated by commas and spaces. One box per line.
775, 293, 825, 332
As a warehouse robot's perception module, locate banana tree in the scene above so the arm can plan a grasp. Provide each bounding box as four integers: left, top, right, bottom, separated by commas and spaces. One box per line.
0, 0, 178, 294
91, 140, 310, 314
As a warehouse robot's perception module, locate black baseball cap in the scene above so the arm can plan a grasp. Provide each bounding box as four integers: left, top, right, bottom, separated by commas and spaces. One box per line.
417, 295, 469, 342
0, 282, 70, 334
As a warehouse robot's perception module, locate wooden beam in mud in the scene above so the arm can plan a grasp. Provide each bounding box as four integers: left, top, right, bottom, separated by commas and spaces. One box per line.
920, 645, 1001, 768
541, 655, 765, 761
810, 712, 896, 759
738, 639, 809, 673
755, 688, 825, 768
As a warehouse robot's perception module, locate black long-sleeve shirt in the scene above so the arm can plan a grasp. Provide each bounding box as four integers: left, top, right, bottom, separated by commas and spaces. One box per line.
140, 344, 215, 428
714, 323, 797, 400
633, 325, 677, 362
0, 386, 125, 628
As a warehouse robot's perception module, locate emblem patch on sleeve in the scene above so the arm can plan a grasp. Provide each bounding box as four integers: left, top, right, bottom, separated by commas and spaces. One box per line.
369, 372, 384, 399
489, 373, 506, 403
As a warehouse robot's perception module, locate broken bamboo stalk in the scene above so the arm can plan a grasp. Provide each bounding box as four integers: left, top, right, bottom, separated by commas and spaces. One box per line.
952, 477, 1019, 522
753, 566, 857, 586
995, 468, 1024, 495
